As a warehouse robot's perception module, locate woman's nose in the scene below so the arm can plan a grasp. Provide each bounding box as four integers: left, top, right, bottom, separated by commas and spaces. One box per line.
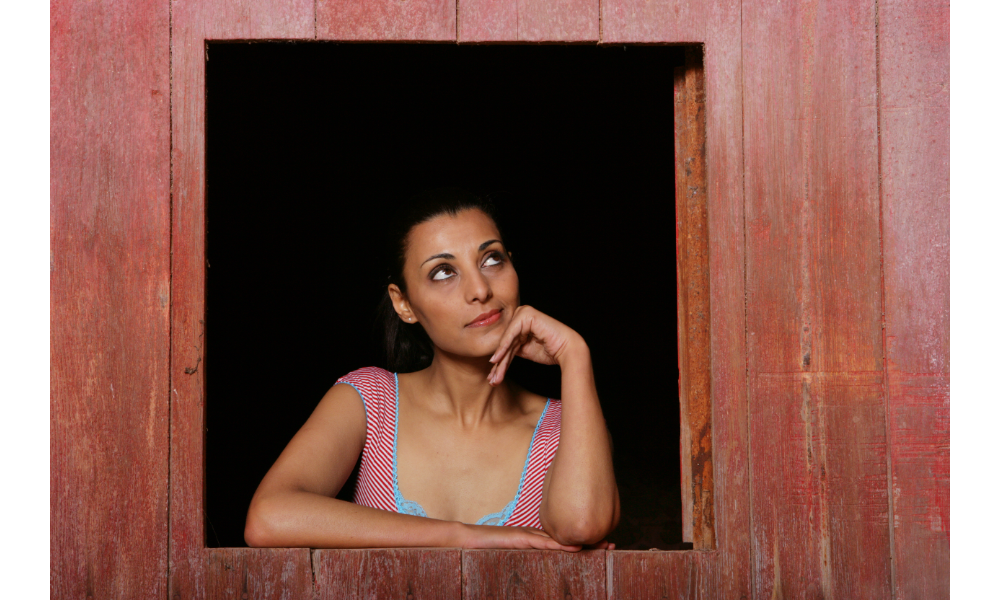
464, 269, 493, 304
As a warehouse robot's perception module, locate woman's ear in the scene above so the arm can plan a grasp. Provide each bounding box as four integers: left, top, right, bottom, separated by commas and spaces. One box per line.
387, 284, 415, 323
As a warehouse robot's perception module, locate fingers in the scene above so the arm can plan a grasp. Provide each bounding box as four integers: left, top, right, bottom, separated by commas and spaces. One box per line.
537, 537, 582, 552
490, 315, 524, 365
522, 528, 582, 552
489, 315, 526, 385
490, 339, 521, 386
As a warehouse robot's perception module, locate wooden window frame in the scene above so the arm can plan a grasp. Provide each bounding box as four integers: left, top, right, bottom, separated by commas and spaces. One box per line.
170, 34, 727, 600
674, 47, 714, 551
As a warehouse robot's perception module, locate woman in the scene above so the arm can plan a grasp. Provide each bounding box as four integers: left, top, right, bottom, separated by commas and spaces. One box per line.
244, 188, 619, 551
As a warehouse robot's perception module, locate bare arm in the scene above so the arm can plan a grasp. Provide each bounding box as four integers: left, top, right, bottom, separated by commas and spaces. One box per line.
487, 307, 621, 546
538, 341, 620, 545
244, 383, 582, 550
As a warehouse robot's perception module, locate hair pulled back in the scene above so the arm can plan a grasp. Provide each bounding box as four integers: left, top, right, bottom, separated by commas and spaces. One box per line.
377, 188, 504, 373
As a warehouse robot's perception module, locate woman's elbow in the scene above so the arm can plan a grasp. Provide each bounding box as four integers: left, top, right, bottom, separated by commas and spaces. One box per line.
546, 509, 617, 546
244, 497, 281, 547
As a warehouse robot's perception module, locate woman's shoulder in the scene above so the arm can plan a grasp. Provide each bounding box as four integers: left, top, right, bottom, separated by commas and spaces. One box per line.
511, 384, 560, 422
509, 379, 557, 403
335, 366, 397, 405
336, 366, 395, 385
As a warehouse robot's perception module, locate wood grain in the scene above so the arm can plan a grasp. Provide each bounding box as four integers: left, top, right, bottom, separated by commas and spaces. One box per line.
878, 0, 950, 597
674, 51, 713, 550
50, 0, 171, 596
743, 0, 892, 597
600, 0, 705, 43
317, 0, 456, 41
607, 551, 716, 600
314, 549, 461, 599
603, 0, 749, 597
169, 1, 312, 598
205, 548, 314, 599
462, 549, 605, 599
458, 0, 598, 42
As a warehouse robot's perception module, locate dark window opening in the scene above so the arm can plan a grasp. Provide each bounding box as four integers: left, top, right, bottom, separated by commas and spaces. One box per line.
205, 42, 686, 549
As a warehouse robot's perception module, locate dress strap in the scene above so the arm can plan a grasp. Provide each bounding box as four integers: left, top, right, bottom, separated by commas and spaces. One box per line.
336, 367, 398, 512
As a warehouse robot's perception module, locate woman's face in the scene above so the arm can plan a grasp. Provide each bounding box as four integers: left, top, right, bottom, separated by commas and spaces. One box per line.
390, 208, 519, 361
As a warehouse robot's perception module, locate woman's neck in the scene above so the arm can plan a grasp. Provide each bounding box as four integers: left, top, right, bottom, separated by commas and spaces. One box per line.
408, 351, 519, 428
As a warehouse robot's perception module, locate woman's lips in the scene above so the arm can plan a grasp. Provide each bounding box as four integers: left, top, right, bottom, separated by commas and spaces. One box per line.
466, 308, 502, 328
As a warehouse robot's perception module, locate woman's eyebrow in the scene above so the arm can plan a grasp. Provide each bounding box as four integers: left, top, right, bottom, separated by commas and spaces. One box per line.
420, 240, 503, 267
421, 252, 454, 267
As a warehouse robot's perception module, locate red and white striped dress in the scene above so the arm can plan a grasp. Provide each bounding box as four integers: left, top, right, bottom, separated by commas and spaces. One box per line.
335, 366, 561, 529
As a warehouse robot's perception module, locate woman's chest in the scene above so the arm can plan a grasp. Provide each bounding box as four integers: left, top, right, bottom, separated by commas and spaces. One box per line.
394, 415, 537, 524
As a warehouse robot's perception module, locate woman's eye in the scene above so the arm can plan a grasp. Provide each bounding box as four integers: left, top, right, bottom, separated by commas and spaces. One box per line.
431, 266, 455, 281
482, 252, 504, 268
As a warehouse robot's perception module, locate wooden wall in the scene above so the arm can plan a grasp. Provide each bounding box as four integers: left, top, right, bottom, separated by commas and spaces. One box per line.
51, 0, 171, 597
50, 0, 949, 597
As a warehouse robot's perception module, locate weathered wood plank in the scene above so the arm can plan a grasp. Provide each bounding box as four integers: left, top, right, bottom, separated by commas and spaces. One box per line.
674, 51, 713, 550
50, 0, 171, 596
600, 0, 705, 43
743, 0, 892, 597
205, 548, 314, 599
462, 550, 605, 599
169, 1, 313, 598
608, 551, 716, 600
701, 1, 752, 596
317, 0, 456, 41
878, 0, 950, 597
314, 549, 461, 599
603, 0, 749, 597
458, 0, 598, 42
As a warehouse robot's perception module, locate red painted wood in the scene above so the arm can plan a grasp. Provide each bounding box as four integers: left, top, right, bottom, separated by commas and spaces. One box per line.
701, 1, 752, 595
462, 550, 605, 599
743, 0, 892, 597
878, 0, 950, 597
603, 0, 750, 597
314, 549, 461, 599
169, 1, 312, 598
317, 0, 456, 41
50, 0, 171, 596
458, 0, 516, 41
608, 551, 715, 600
600, 0, 704, 43
458, 0, 598, 42
205, 549, 313, 599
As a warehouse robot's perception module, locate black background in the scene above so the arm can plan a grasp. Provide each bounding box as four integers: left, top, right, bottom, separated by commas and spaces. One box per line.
205, 42, 684, 549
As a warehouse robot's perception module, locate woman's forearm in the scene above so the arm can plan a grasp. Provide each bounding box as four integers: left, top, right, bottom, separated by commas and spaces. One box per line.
245, 490, 464, 549
539, 341, 620, 545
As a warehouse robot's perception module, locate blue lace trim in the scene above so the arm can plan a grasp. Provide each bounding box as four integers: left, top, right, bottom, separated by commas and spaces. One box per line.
391, 372, 551, 526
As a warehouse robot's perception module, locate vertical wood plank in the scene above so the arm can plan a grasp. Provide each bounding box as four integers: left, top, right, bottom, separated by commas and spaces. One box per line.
674, 51, 713, 550
607, 551, 716, 600
50, 0, 171, 597
699, 1, 750, 596
878, 0, 950, 597
170, 1, 313, 599
743, 0, 892, 597
462, 550, 605, 599
205, 548, 314, 599
603, 0, 749, 597
458, 0, 598, 42
314, 549, 461, 599
317, 0, 456, 41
